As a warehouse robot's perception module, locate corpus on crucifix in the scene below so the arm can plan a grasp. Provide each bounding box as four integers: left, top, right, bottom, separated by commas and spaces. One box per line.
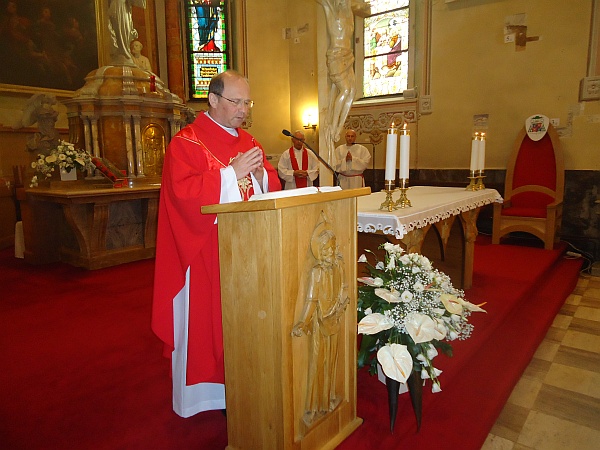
317, 0, 356, 166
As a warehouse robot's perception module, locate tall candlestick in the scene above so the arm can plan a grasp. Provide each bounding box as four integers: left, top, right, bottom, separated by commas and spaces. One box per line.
385, 123, 398, 181
399, 124, 410, 179
470, 132, 479, 172
477, 132, 486, 171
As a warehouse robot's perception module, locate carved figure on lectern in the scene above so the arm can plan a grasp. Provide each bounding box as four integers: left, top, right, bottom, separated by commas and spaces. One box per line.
317, 0, 356, 162
292, 216, 350, 426
108, 0, 147, 65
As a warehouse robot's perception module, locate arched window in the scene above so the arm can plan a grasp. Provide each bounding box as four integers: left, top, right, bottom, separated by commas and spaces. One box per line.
362, 0, 410, 98
354, 0, 431, 104
184, 0, 230, 100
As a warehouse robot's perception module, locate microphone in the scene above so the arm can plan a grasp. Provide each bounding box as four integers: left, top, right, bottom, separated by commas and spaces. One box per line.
282, 129, 339, 186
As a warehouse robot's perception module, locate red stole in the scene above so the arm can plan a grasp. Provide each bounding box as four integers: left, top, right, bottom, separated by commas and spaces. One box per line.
178, 124, 254, 200
289, 147, 309, 188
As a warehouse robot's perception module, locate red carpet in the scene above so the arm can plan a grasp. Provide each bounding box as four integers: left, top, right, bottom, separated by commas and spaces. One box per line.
0, 237, 581, 449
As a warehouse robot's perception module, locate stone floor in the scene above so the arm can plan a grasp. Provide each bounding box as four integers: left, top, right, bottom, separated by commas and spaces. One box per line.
481, 271, 600, 450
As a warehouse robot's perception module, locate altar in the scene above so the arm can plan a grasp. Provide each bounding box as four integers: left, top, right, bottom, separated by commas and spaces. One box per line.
357, 186, 502, 288
17, 182, 160, 270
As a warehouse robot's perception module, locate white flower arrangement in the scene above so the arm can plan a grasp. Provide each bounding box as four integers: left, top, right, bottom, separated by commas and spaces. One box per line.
357, 242, 486, 392
30, 141, 93, 187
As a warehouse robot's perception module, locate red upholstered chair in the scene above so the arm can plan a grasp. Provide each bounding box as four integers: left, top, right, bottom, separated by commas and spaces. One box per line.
492, 123, 564, 250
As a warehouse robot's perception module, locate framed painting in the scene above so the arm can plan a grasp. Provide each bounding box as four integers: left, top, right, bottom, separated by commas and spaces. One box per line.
0, 0, 104, 96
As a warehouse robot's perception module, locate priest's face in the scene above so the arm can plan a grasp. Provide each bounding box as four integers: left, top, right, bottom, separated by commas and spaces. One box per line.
209, 76, 252, 129
345, 130, 357, 145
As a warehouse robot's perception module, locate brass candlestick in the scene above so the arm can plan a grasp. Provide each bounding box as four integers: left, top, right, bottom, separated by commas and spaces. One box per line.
476, 171, 486, 190
395, 178, 412, 208
466, 170, 478, 191
379, 180, 398, 211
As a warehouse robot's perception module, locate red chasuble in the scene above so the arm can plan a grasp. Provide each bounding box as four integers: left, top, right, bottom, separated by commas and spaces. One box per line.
152, 111, 281, 386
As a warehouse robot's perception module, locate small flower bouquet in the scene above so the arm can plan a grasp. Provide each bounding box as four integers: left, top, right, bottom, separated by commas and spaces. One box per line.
357, 242, 486, 430
30, 141, 93, 187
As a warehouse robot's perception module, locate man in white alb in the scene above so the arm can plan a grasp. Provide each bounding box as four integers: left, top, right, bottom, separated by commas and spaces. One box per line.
278, 130, 319, 190
333, 129, 371, 189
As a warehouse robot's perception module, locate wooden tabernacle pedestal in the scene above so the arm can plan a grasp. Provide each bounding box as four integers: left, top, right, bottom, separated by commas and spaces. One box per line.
17, 181, 160, 270
202, 187, 369, 450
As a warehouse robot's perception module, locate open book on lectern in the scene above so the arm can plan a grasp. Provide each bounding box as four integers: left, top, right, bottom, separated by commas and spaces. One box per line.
249, 186, 342, 201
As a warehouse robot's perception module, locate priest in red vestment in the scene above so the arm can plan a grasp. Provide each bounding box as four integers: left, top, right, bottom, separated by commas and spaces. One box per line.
151, 70, 281, 417
277, 130, 319, 189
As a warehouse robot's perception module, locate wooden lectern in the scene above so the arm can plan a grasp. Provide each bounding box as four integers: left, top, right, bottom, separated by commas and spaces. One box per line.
202, 187, 369, 450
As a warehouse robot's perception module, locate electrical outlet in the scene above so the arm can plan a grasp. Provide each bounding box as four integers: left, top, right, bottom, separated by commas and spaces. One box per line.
580, 76, 600, 101
550, 118, 560, 127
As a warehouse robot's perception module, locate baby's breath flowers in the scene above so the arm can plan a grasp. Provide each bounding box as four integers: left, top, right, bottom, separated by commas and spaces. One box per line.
30, 141, 93, 187
357, 243, 485, 392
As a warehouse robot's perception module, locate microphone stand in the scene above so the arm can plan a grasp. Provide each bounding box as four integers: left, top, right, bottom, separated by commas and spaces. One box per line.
282, 130, 339, 186
300, 139, 340, 187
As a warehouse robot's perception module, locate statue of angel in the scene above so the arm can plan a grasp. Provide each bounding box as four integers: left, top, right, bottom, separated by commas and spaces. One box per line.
16, 94, 60, 155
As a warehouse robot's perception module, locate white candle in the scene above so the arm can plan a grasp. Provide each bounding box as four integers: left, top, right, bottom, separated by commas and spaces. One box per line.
399, 124, 410, 179
385, 123, 398, 181
477, 133, 486, 171
470, 133, 479, 172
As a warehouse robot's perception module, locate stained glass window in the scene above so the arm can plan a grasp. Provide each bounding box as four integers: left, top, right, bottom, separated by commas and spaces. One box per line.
362, 0, 410, 98
185, 0, 229, 100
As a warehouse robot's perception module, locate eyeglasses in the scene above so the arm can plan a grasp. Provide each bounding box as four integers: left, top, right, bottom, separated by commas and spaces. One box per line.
214, 93, 254, 109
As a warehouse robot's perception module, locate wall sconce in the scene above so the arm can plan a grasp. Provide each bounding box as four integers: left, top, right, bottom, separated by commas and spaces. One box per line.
302, 109, 318, 130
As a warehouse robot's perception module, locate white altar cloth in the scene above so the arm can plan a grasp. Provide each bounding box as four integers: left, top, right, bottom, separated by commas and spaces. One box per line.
357, 186, 503, 239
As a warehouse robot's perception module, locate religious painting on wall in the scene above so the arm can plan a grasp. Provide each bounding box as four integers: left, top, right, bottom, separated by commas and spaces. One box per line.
0, 0, 100, 94
362, 0, 409, 98
185, 0, 229, 100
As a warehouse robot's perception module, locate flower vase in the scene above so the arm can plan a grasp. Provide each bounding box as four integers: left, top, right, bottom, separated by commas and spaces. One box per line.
406, 370, 423, 432
385, 370, 423, 434
60, 168, 77, 181
385, 376, 401, 433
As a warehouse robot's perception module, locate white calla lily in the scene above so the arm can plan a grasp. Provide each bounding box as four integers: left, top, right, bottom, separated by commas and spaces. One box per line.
432, 319, 448, 340
375, 288, 401, 303
404, 313, 437, 344
357, 313, 394, 334
373, 277, 384, 286
440, 293, 463, 314
377, 344, 413, 383
357, 277, 377, 286
459, 298, 487, 313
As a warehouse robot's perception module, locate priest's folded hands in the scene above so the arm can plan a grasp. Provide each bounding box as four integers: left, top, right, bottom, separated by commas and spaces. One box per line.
231, 146, 264, 184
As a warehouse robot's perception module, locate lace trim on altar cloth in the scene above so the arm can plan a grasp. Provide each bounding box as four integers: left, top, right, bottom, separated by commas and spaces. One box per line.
357, 186, 503, 240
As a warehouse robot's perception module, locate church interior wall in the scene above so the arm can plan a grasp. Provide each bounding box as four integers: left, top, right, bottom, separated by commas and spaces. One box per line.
418, 0, 598, 172
0, 0, 597, 256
